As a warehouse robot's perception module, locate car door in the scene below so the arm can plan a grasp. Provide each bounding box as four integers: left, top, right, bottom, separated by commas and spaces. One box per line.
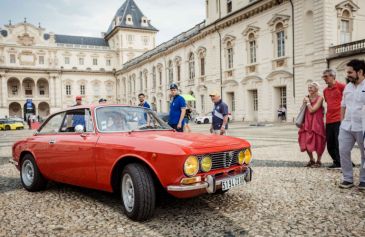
47, 108, 98, 189
31, 112, 66, 178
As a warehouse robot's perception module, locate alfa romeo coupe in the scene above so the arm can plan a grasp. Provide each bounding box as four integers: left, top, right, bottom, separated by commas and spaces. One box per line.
11, 105, 253, 221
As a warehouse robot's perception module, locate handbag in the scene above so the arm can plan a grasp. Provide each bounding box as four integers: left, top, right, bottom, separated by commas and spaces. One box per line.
295, 104, 306, 128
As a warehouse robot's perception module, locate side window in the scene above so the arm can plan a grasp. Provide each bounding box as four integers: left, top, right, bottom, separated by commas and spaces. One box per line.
38, 112, 65, 134
60, 109, 93, 133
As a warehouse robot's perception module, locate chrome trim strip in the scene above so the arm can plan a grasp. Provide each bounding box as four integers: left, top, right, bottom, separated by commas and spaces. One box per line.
9, 159, 18, 166
167, 168, 252, 192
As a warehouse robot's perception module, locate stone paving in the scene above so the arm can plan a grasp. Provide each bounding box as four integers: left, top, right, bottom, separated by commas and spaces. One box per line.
0, 122, 364, 236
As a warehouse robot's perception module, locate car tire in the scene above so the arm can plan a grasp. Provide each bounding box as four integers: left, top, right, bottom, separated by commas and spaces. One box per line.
197, 121, 201, 124
121, 163, 156, 221
20, 154, 48, 192
5, 125, 10, 130
204, 119, 209, 124
214, 189, 229, 195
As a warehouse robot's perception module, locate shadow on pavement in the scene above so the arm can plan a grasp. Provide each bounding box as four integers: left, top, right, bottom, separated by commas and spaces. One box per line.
45, 182, 252, 236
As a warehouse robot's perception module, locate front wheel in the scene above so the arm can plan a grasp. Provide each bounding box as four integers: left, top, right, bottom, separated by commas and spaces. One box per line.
204, 119, 209, 124
121, 163, 156, 221
20, 154, 48, 192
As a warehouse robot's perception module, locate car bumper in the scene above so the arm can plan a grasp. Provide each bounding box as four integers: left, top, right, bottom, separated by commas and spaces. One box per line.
167, 167, 253, 194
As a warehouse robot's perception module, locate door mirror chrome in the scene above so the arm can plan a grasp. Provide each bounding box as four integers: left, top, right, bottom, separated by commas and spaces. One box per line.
74, 124, 84, 133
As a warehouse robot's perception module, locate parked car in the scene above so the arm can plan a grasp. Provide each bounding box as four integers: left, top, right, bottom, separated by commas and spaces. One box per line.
156, 112, 169, 123
11, 105, 252, 221
194, 112, 233, 124
0, 119, 25, 130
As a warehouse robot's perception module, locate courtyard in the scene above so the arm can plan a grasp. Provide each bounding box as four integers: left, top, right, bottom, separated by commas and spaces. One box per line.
0, 122, 364, 237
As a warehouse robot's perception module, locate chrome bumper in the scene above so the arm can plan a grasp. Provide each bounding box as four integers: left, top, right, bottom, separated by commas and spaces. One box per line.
167, 167, 253, 193
9, 159, 18, 166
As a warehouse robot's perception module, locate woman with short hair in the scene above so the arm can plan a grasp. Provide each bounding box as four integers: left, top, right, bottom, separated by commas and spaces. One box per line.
298, 82, 326, 168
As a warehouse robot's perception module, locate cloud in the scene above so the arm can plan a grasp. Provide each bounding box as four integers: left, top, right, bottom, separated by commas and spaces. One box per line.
0, 0, 205, 44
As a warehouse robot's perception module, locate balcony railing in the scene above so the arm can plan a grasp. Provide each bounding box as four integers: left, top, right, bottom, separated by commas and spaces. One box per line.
329, 39, 365, 57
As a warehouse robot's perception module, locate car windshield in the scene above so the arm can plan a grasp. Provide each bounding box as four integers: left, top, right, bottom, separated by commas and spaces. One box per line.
96, 106, 172, 132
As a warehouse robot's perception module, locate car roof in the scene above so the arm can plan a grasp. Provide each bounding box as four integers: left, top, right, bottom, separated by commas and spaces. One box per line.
60, 104, 148, 112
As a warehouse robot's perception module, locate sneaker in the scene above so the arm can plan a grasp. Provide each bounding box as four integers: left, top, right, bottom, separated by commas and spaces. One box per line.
339, 181, 354, 189
359, 182, 365, 190
327, 164, 341, 169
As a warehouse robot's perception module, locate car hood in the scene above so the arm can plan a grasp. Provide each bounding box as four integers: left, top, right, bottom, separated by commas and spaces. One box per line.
129, 131, 248, 150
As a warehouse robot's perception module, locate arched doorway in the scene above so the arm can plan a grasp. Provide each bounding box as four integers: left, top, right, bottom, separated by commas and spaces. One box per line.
7, 77, 21, 97
38, 102, 50, 119
9, 102, 22, 118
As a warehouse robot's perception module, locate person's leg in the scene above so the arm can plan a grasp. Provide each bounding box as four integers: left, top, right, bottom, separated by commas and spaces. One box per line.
306, 151, 315, 167
333, 122, 342, 166
339, 129, 356, 183
354, 131, 365, 184
326, 123, 337, 164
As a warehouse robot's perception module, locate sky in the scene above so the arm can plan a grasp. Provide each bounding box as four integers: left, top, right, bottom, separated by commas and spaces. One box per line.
0, 0, 206, 44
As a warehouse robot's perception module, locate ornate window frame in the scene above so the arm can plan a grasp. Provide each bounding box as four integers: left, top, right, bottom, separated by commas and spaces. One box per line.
336, 1, 359, 44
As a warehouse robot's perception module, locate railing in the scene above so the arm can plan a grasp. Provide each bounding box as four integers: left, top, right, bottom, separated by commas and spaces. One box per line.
329, 39, 365, 56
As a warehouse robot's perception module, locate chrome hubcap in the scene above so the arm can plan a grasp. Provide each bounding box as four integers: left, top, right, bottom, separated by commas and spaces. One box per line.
21, 160, 34, 187
122, 174, 135, 212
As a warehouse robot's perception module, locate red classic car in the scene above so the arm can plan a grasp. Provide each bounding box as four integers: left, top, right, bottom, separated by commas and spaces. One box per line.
11, 105, 253, 221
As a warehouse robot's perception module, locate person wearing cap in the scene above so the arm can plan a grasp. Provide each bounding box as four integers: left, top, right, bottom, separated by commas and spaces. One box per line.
168, 83, 186, 132
71, 96, 85, 128
99, 98, 107, 104
73, 96, 82, 107
209, 91, 229, 135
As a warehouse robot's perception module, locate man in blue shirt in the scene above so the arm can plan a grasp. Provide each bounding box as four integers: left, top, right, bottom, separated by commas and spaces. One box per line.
138, 93, 151, 109
168, 83, 186, 132
209, 91, 229, 135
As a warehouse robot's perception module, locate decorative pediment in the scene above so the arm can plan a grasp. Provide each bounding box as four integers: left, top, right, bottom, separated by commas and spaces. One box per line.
17, 33, 35, 46
241, 76, 263, 85
336, 0, 359, 15
267, 14, 290, 28
242, 25, 260, 37
156, 63, 163, 69
222, 34, 236, 44
77, 79, 87, 84
174, 56, 182, 63
222, 79, 239, 87
196, 46, 207, 56
266, 70, 293, 81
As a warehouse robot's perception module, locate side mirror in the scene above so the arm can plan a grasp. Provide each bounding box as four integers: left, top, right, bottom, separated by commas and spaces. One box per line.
75, 124, 84, 133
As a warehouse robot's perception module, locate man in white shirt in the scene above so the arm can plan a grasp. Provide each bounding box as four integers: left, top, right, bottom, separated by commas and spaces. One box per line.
339, 59, 365, 190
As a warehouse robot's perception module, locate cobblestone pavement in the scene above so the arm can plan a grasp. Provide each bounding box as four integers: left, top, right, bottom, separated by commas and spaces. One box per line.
1, 123, 365, 237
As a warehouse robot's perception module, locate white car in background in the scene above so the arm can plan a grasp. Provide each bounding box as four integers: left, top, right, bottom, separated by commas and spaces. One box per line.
194, 112, 232, 124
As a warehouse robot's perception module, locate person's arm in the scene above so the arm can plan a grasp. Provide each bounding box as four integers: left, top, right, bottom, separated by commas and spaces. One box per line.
306, 96, 324, 113
341, 107, 346, 121
177, 108, 186, 129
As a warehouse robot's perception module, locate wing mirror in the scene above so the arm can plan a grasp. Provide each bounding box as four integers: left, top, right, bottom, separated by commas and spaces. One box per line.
74, 124, 84, 133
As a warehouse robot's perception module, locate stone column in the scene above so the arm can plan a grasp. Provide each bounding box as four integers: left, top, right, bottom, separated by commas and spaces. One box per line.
1, 73, 8, 108
49, 75, 55, 107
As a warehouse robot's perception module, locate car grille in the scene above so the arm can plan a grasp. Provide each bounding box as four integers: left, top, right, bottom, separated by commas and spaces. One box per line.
198, 150, 241, 170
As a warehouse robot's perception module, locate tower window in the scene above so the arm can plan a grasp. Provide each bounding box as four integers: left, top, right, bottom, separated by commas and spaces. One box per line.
227, 0, 232, 13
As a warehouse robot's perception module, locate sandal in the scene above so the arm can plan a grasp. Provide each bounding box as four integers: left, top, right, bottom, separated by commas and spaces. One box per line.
313, 161, 322, 168
305, 160, 315, 167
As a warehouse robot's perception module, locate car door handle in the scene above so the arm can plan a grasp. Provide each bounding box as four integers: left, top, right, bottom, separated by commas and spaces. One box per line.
49, 139, 56, 144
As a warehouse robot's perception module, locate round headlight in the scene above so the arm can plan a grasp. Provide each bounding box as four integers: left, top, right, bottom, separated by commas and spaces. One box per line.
238, 150, 245, 165
184, 156, 199, 177
200, 156, 212, 172
244, 149, 252, 165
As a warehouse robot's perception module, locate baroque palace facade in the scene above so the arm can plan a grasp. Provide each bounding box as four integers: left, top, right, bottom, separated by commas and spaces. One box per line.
1, 0, 365, 122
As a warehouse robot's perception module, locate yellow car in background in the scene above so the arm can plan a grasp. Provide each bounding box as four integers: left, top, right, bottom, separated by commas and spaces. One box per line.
0, 120, 25, 130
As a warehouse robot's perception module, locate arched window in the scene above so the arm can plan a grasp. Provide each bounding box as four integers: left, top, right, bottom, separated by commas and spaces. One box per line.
168, 60, 173, 84
139, 71, 143, 91
199, 51, 206, 76
152, 66, 157, 89
275, 23, 285, 57
227, 41, 234, 69
248, 33, 256, 64
340, 10, 351, 43
188, 53, 195, 80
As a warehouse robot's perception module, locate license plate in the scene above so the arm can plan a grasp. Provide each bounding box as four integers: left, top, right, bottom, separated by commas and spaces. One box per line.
221, 175, 245, 191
